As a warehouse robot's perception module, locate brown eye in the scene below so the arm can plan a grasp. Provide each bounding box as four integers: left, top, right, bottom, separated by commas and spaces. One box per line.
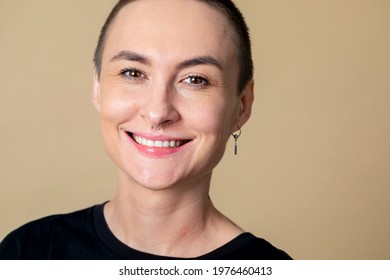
182, 75, 209, 88
120, 68, 144, 79
190, 76, 204, 84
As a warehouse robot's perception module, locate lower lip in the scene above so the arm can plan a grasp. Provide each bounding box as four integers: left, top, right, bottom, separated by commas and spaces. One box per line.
126, 133, 188, 157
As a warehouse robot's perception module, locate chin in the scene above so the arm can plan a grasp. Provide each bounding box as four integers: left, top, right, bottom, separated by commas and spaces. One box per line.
120, 166, 187, 191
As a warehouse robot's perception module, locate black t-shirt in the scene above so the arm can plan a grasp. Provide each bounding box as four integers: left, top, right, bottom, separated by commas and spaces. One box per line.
0, 203, 292, 260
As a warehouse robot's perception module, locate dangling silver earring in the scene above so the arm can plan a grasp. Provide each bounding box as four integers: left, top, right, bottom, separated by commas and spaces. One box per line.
232, 126, 241, 155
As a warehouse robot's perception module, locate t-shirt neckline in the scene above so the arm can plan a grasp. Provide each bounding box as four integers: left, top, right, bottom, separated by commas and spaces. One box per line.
93, 202, 256, 259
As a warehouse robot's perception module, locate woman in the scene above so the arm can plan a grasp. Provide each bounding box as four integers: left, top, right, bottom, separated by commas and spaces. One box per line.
0, 0, 291, 259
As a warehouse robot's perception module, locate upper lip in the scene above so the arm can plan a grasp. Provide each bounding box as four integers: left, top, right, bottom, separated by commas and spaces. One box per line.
125, 131, 192, 142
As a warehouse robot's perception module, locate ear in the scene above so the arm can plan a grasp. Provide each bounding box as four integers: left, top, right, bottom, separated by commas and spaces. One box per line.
233, 79, 254, 132
92, 69, 102, 112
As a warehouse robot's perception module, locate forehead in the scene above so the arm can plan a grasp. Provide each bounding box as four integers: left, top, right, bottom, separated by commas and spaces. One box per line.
102, 0, 237, 67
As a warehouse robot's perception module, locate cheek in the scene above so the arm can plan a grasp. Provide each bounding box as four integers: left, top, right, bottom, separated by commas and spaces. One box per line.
98, 93, 138, 163
100, 91, 138, 127
188, 97, 235, 139
98, 90, 139, 152
202, 91, 237, 123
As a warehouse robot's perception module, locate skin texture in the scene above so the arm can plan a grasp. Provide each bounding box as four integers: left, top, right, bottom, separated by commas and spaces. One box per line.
92, 0, 254, 257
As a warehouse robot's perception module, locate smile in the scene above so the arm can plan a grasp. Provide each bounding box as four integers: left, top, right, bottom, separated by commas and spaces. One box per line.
126, 132, 191, 148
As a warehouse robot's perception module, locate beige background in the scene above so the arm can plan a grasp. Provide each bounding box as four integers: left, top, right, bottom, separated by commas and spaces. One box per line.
0, 0, 389, 259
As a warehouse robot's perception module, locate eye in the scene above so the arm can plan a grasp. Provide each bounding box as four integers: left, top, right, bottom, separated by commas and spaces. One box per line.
119, 68, 145, 79
182, 75, 209, 88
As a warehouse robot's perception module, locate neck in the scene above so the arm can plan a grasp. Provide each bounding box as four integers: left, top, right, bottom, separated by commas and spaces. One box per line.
104, 171, 240, 257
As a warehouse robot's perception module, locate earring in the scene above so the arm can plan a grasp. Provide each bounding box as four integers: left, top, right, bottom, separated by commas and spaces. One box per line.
232, 126, 241, 155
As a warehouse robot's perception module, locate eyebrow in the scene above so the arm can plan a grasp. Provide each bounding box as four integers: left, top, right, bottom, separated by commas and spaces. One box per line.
176, 56, 223, 71
110, 50, 223, 71
110, 51, 151, 66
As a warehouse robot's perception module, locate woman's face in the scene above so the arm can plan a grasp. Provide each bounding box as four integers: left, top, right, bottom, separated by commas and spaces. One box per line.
93, 0, 253, 189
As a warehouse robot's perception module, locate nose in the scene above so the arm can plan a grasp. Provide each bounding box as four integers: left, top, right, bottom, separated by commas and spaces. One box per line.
140, 83, 179, 129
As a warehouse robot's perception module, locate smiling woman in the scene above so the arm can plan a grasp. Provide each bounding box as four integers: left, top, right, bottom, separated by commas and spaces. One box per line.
0, 0, 290, 260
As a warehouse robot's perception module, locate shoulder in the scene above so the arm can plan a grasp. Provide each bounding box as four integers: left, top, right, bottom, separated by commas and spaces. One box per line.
220, 233, 292, 260
241, 236, 292, 259
0, 205, 97, 259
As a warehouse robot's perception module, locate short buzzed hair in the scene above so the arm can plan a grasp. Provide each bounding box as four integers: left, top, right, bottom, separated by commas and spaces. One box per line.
93, 0, 253, 92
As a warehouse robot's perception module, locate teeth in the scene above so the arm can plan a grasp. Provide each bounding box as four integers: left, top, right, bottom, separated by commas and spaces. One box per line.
133, 134, 183, 148
146, 140, 154, 147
